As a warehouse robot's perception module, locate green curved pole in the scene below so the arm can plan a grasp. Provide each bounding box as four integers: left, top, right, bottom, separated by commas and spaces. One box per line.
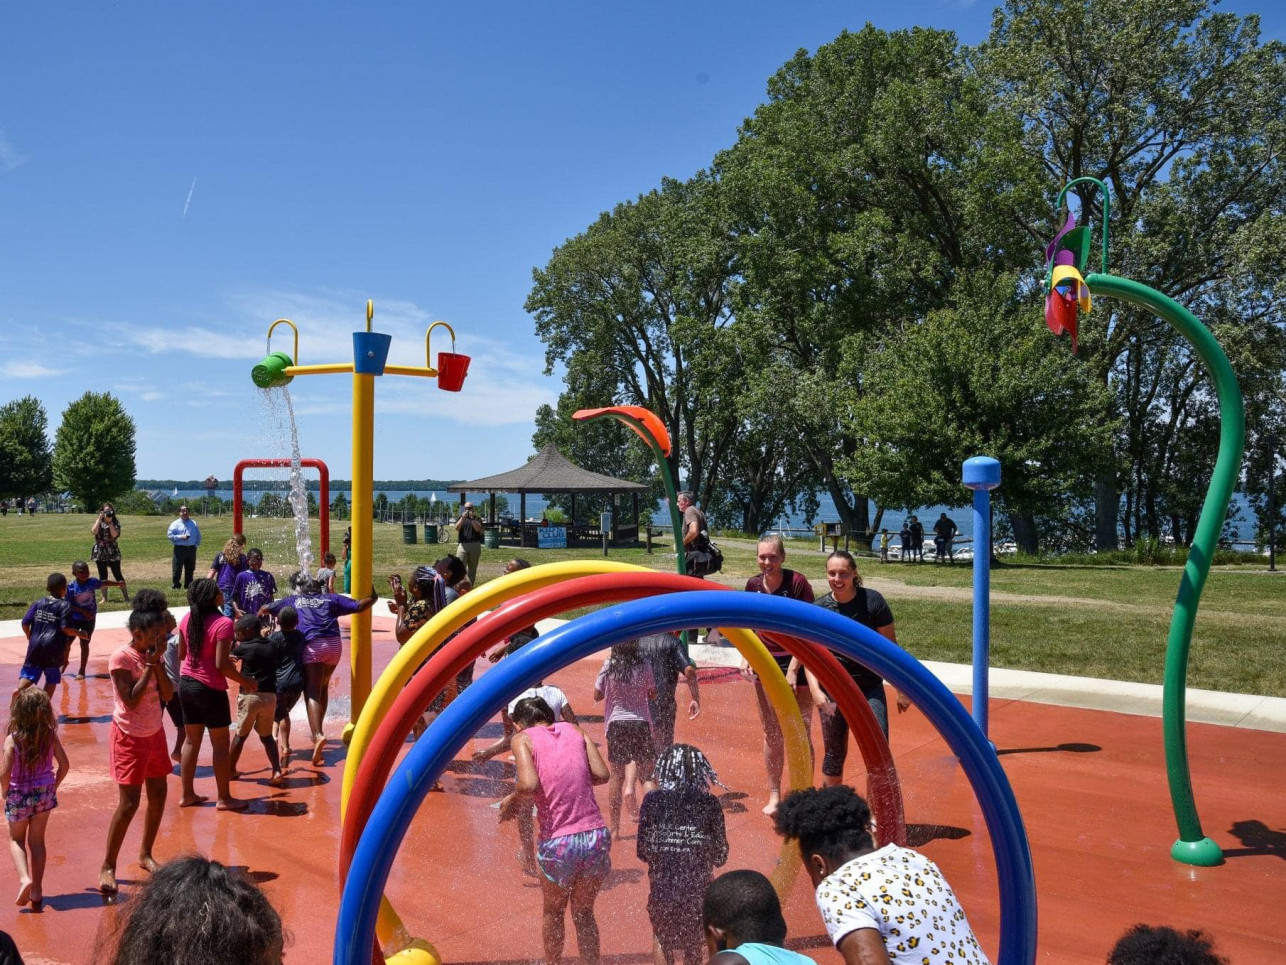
1087, 273, 1242, 867
577, 411, 687, 576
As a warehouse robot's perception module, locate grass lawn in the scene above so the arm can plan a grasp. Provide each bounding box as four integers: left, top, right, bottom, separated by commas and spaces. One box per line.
2, 513, 1282, 696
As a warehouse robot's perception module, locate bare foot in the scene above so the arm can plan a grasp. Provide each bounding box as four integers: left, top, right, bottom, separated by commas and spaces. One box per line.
216, 798, 248, 812
229, 769, 241, 780
170, 751, 182, 763
15, 879, 31, 906
280, 744, 291, 766
99, 868, 118, 895
517, 851, 539, 877
311, 736, 326, 766
268, 772, 286, 788
178, 795, 209, 808
762, 793, 780, 817
139, 855, 162, 874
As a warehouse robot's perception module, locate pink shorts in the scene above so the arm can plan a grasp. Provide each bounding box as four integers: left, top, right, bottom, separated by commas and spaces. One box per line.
303, 635, 342, 667
109, 724, 172, 785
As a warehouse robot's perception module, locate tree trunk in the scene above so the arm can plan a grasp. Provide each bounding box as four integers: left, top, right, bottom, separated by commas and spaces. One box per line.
1094, 476, 1118, 551
1009, 511, 1039, 555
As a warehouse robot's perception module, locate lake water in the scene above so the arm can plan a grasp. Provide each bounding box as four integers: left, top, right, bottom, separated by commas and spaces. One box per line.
172, 488, 1259, 544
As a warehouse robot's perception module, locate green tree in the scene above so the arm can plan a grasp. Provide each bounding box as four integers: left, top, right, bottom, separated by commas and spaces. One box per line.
716, 24, 1044, 535
51, 392, 136, 510
841, 272, 1114, 553
0, 395, 54, 501
981, 0, 1286, 547
330, 491, 350, 519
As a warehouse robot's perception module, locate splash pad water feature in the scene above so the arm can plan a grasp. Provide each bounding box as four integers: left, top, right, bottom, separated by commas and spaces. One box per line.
232, 457, 332, 571
251, 300, 470, 738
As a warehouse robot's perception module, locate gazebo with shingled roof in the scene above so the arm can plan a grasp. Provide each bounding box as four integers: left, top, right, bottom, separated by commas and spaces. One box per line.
452, 444, 649, 546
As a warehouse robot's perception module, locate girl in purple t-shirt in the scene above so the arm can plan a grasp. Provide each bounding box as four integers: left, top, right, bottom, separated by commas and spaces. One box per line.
594, 639, 657, 838
2, 687, 68, 910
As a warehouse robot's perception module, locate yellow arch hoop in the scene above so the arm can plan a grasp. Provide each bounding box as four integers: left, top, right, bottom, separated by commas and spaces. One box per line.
340, 561, 812, 959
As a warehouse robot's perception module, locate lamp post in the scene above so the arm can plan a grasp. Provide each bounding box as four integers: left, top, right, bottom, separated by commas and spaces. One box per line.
962, 456, 1001, 740
251, 301, 470, 741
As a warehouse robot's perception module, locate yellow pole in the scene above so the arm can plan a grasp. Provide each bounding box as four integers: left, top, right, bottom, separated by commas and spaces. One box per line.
344, 370, 376, 743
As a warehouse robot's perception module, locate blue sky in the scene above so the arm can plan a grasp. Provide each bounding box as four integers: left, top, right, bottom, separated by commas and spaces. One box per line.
2, 1, 1282, 481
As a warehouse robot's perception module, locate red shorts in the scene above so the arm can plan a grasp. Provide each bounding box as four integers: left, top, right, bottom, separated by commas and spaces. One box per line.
109, 723, 172, 785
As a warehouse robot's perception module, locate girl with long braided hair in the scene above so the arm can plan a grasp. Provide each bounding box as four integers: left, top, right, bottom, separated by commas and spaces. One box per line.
637, 743, 730, 965
178, 578, 255, 812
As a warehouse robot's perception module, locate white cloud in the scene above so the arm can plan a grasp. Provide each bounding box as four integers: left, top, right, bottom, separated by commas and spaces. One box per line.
0, 127, 28, 173
107, 322, 261, 360
1, 362, 67, 378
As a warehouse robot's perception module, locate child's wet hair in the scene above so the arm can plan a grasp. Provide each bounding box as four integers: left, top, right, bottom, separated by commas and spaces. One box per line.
703, 870, 788, 946
511, 696, 556, 728
8, 688, 57, 777
132, 588, 171, 614
772, 784, 874, 864
248, 548, 264, 561
46, 572, 67, 594
324, 553, 336, 566
235, 614, 263, 639
99, 854, 285, 965
72, 560, 90, 574
128, 609, 165, 635
653, 743, 727, 792
276, 605, 299, 630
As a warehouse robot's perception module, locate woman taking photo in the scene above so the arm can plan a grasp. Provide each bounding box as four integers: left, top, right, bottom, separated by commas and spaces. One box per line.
739, 535, 815, 815
178, 579, 256, 811
91, 503, 129, 604
808, 550, 910, 786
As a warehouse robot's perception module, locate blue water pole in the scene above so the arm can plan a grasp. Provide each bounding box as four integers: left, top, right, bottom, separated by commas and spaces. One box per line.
963, 456, 1001, 739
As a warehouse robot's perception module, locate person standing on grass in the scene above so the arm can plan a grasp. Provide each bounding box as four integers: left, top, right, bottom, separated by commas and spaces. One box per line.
454, 501, 484, 584
166, 506, 200, 590
499, 696, 612, 965
677, 491, 714, 578
100, 608, 174, 895
91, 504, 130, 604
933, 512, 957, 563
66, 560, 125, 680
908, 515, 924, 563
807, 551, 909, 786
17, 574, 85, 701
3, 688, 68, 912
740, 535, 815, 815
262, 577, 379, 766
228, 615, 285, 787
178, 579, 255, 812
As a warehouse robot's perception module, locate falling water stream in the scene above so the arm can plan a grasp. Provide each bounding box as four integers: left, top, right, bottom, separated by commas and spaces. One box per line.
260, 386, 315, 578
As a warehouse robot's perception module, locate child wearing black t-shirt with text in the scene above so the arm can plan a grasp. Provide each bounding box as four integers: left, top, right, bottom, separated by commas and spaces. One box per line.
638, 743, 729, 965
228, 615, 284, 787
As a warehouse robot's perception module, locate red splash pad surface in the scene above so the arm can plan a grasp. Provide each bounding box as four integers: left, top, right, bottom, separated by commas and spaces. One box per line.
1, 617, 1283, 963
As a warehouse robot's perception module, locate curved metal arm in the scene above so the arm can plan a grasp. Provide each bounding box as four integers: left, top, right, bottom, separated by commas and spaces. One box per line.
365, 299, 373, 332
1055, 177, 1111, 275
426, 321, 456, 362
266, 318, 299, 364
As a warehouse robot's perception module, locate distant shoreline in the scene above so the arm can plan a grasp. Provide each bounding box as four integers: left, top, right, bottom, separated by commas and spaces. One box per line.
136, 478, 462, 492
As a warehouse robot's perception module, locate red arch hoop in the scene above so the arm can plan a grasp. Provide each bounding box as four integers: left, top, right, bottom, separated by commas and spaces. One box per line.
232, 458, 331, 562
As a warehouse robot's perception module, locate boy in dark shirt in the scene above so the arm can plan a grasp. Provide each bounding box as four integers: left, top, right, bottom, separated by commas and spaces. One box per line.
638, 744, 730, 965
17, 573, 86, 699
228, 614, 284, 786
269, 606, 307, 766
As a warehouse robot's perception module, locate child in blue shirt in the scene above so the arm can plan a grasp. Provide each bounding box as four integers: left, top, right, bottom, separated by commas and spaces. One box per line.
18, 574, 86, 699
66, 560, 125, 679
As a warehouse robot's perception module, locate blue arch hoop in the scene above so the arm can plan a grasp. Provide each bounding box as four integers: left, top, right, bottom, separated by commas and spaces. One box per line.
336, 592, 1036, 965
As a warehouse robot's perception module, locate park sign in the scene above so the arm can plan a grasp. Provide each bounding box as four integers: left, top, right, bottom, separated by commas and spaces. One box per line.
537, 525, 567, 549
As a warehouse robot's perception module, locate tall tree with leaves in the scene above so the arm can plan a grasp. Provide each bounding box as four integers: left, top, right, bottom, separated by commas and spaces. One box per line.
841, 272, 1114, 552
982, 0, 1286, 547
52, 392, 137, 511
717, 24, 1044, 535
0, 395, 54, 502
527, 173, 747, 517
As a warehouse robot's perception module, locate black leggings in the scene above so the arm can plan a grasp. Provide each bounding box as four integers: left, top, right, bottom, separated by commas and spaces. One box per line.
820, 685, 889, 778
97, 559, 124, 582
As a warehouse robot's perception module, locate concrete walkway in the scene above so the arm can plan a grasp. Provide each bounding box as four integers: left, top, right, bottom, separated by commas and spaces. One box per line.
14, 605, 1279, 734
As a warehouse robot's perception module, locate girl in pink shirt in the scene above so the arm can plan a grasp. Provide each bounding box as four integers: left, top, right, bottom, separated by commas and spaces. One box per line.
100, 607, 173, 896
500, 696, 611, 965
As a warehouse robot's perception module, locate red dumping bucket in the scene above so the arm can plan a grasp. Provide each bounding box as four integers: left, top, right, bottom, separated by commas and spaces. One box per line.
437, 352, 471, 391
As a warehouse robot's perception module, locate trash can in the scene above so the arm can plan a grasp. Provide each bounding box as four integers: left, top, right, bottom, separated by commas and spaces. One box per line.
402, 523, 417, 544
423, 523, 439, 544
482, 525, 501, 550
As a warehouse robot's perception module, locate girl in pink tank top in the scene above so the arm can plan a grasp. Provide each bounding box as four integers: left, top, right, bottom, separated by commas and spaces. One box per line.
500, 694, 612, 965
